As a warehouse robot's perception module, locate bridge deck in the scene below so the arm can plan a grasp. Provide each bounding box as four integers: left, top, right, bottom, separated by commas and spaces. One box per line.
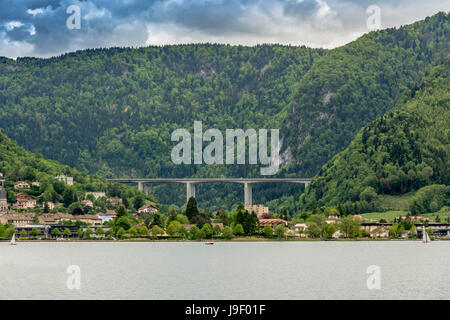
107, 178, 312, 184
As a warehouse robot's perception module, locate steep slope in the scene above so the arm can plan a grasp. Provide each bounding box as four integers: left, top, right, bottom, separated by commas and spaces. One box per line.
0, 130, 151, 208
282, 12, 449, 177
300, 63, 449, 213
0, 13, 448, 210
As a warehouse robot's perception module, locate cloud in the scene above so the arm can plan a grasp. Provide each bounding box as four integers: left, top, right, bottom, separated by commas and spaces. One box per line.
0, 0, 448, 58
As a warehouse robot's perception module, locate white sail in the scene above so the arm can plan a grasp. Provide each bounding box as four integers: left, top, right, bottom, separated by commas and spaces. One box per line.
10, 233, 16, 245
423, 226, 431, 243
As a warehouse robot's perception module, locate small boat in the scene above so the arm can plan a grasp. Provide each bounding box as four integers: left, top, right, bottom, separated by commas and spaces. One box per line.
10, 233, 17, 245
423, 226, 431, 243
205, 242, 215, 245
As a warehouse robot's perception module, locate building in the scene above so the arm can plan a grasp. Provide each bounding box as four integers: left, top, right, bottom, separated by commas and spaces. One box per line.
38, 214, 60, 225
13, 193, 36, 210
14, 181, 30, 190
31, 182, 41, 187
77, 215, 102, 225
245, 204, 269, 218
259, 219, 289, 228
43, 202, 56, 210
81, 199, 94, 207
0, 182, 8, 213
55, 175, 74, 186
86, 192, 106, 200
1, 214, 34, 227
109, 197, 123, 207
325, 216, 340, 224
97, 210, 117, 224
138, 204, 158, 214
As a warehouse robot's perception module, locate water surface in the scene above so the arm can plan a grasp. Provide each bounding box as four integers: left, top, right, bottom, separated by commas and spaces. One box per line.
0, 241, 448, 300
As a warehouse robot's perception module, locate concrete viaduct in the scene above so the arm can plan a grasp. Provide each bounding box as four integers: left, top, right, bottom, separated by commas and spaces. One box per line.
107, 178, 312, 207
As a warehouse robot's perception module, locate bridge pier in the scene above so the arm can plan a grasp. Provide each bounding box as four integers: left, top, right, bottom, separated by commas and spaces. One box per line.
186, 182, 196, 201
244, 183, 253, 207
138, 181, 144, 192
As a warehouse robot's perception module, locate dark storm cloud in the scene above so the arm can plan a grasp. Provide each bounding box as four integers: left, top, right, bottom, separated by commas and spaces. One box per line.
0, 0, 448, 58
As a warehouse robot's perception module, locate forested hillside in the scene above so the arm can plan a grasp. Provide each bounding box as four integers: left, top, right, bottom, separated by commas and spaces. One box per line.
0, 12, 448, 210
0, 130, 153, 210
300, 63, 449, 214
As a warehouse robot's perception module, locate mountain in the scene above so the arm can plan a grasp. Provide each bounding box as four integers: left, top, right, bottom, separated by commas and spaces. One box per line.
0, 130, 152, 209
0, 12, 448, 210
300, 62, 449, 214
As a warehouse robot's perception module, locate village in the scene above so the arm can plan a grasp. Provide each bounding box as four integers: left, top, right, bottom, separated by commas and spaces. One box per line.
0, 173, 449, 241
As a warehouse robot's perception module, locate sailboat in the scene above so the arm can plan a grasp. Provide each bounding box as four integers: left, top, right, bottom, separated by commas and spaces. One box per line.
423, 226, 431, 243
10, 233, 17, 245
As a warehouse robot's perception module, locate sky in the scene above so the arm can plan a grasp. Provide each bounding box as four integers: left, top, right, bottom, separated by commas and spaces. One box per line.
0, 0, 448, 58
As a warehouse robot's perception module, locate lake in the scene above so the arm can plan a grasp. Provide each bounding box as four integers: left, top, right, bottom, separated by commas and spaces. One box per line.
0, 241, 449, 300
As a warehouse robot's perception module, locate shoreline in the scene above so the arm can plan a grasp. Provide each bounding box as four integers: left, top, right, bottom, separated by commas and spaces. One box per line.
1, 238, 447, 243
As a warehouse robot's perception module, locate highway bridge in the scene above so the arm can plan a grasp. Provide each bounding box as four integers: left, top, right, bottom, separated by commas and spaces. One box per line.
107, 178, 313, 207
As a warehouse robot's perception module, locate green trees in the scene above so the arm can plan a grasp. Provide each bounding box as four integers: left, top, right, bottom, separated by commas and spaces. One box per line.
51, 228, 61, 238
232, 224, 244, 236
185, 197, 199, 222
306, 215, 327, 238
274, 225, 286, 239
233, 207, 259, 236
222, 226, 234, 240
262, 225, 273, 238
151, 225, 164, 237
301, 64, 450, 213
410, 185, 449, 215
0, 13, 447, 211
84, 228, 93, 239
338, 216, 362, 238
20, 229, 27, 238
96, 227, 105, 237
30, 228, 39, 237
63, 228, 72, 238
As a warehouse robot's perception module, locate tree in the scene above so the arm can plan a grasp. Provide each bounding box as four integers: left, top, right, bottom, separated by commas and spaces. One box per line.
274, 225, 286, 239
212, 225, 222, 237
338, 216, 362, 238
167, 223, 178, 237
222, 226, 234, 240
151, 225, 164, 237
139, 226, 149, 236
84, 228, 93, 239
63, 188, 75, 207
115, 216, 131, 231
185, 197, 199, 222
189, 225, 199, 239
129, 227, 138, 237
324, 223, 337, 238
307, 214, 327, 238
233, 224, 244, 236
176, 214, 189, 225
63, 228, 71, 238
178, 225, 188, 238
43, 202, 50, 213
133, 195, 145, 210
30, 228, 39, 237
201, 224, 213, 238
76, 229, 83, 238
20, 229, 27, 238
116, 206, 127, 218
195, 229, 206, 240
52, 228, 61, 238
117, 227, 126, 239
263, 225, 273, 238
96, 227, 105, 236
